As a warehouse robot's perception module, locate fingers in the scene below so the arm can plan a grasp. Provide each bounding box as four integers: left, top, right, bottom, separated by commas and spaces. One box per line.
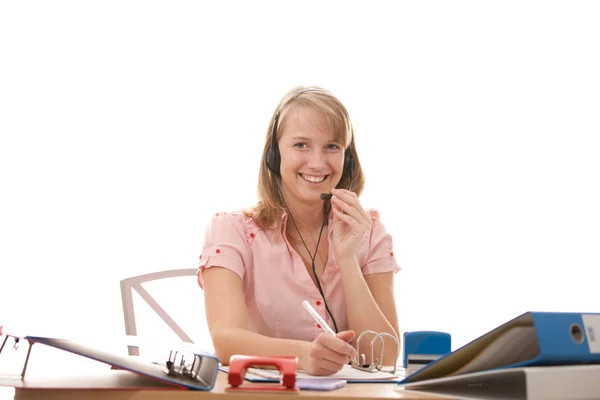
307, 332, 359, 375
330, 189, 370, 225
311, 346, 350, 367
336, 329, 356, 344
315, 358, 347, 374
311, 366, 341, 376
315, 332, 358, 361
332, 205, 355, 225
331, 200, 370, 231
322, 332, 357, 355
331, 188, 360, 206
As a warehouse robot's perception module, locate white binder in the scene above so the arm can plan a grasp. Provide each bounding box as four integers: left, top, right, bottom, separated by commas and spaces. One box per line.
398, 364, 600, 400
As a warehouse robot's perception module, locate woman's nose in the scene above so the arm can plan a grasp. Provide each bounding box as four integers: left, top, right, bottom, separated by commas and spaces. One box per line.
306, 150, 328, 170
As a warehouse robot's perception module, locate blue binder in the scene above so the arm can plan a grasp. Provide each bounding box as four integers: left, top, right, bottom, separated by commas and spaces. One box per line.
0, 333, 220, 390
399, 311, 600, 384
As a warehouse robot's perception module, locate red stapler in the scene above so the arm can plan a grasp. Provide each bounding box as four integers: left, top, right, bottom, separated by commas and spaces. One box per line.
226, 355, 299, 393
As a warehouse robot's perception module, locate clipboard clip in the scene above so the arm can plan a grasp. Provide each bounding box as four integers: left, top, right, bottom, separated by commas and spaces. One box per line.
351, 330, 400, 374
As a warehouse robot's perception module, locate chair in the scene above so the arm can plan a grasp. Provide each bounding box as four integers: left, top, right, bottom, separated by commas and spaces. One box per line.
120, 268, 199, 356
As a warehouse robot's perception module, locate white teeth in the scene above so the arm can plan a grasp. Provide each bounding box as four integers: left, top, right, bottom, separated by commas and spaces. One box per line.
301, 174, 326, 183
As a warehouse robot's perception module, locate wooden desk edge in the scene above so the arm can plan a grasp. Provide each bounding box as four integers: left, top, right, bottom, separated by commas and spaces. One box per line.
6, 370, 455, 400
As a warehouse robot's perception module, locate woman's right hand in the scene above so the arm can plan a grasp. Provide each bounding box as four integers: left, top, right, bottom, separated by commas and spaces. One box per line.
302, 330, 359, 376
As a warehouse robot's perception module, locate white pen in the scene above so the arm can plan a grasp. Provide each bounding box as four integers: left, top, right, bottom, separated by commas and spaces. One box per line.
302, 300, 357, 364
302, 300, 336, 336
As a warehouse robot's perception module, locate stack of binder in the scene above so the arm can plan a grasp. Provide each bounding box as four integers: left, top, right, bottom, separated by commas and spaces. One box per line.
396, 311, 600, 399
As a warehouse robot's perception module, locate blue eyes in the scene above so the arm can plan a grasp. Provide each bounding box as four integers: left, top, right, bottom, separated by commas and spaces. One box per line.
293, 143, 341, 151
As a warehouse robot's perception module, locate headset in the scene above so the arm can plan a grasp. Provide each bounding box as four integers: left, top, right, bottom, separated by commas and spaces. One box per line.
265, 111, 356, 182
264, 92, 356, 334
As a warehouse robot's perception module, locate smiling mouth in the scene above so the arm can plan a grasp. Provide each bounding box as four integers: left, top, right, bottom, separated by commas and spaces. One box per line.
299, 174, 328, 183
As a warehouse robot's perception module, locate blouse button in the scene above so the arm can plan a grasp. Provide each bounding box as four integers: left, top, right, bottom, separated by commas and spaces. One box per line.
390, 251, 394, 257
316, 300, 322, 306
316, 324, 321, 329
216, 249, 221, 254
199, 255, 202, 259
249, 232, 255, 238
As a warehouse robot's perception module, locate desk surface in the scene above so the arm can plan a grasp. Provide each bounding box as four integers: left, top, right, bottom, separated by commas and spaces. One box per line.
5, 370, 455, 400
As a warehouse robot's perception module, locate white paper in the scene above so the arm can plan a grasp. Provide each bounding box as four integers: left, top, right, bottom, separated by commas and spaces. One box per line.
582, 314, 600, 353
221, 364, 402, 381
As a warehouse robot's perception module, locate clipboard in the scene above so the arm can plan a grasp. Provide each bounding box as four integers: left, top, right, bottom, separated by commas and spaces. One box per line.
0, 333, 220, 391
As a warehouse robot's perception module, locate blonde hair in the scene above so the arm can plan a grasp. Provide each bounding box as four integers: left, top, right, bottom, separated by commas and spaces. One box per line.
244, 86, 365, 235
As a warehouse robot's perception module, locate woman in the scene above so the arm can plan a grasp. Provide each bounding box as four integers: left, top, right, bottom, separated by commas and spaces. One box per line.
198, 86, 400, 376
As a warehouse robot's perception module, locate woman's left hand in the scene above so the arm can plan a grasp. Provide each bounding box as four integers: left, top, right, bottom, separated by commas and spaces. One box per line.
330, 188, 371, 264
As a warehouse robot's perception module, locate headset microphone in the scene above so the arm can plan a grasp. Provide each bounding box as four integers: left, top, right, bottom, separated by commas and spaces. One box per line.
320, 193, 332, 200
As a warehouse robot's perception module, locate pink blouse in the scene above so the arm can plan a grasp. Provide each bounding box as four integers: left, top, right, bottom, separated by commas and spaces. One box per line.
197, 209, 400, 342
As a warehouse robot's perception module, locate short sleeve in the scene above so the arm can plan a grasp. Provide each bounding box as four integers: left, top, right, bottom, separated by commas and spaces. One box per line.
361, 209, 401, 275
197, 212, 252, 288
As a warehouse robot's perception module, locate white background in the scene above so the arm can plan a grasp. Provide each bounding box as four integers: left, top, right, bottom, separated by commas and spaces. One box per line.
1, 0, 599, 379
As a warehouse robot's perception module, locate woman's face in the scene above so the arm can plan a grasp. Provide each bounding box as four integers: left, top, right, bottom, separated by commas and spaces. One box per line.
277, 105, 345, 207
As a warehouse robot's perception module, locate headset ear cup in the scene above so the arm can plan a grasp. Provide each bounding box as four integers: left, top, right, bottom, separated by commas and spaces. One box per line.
267, 145, 281, 176
266, 148, 273, 172
343, 150, 355, 181
266, 112, 282, 176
